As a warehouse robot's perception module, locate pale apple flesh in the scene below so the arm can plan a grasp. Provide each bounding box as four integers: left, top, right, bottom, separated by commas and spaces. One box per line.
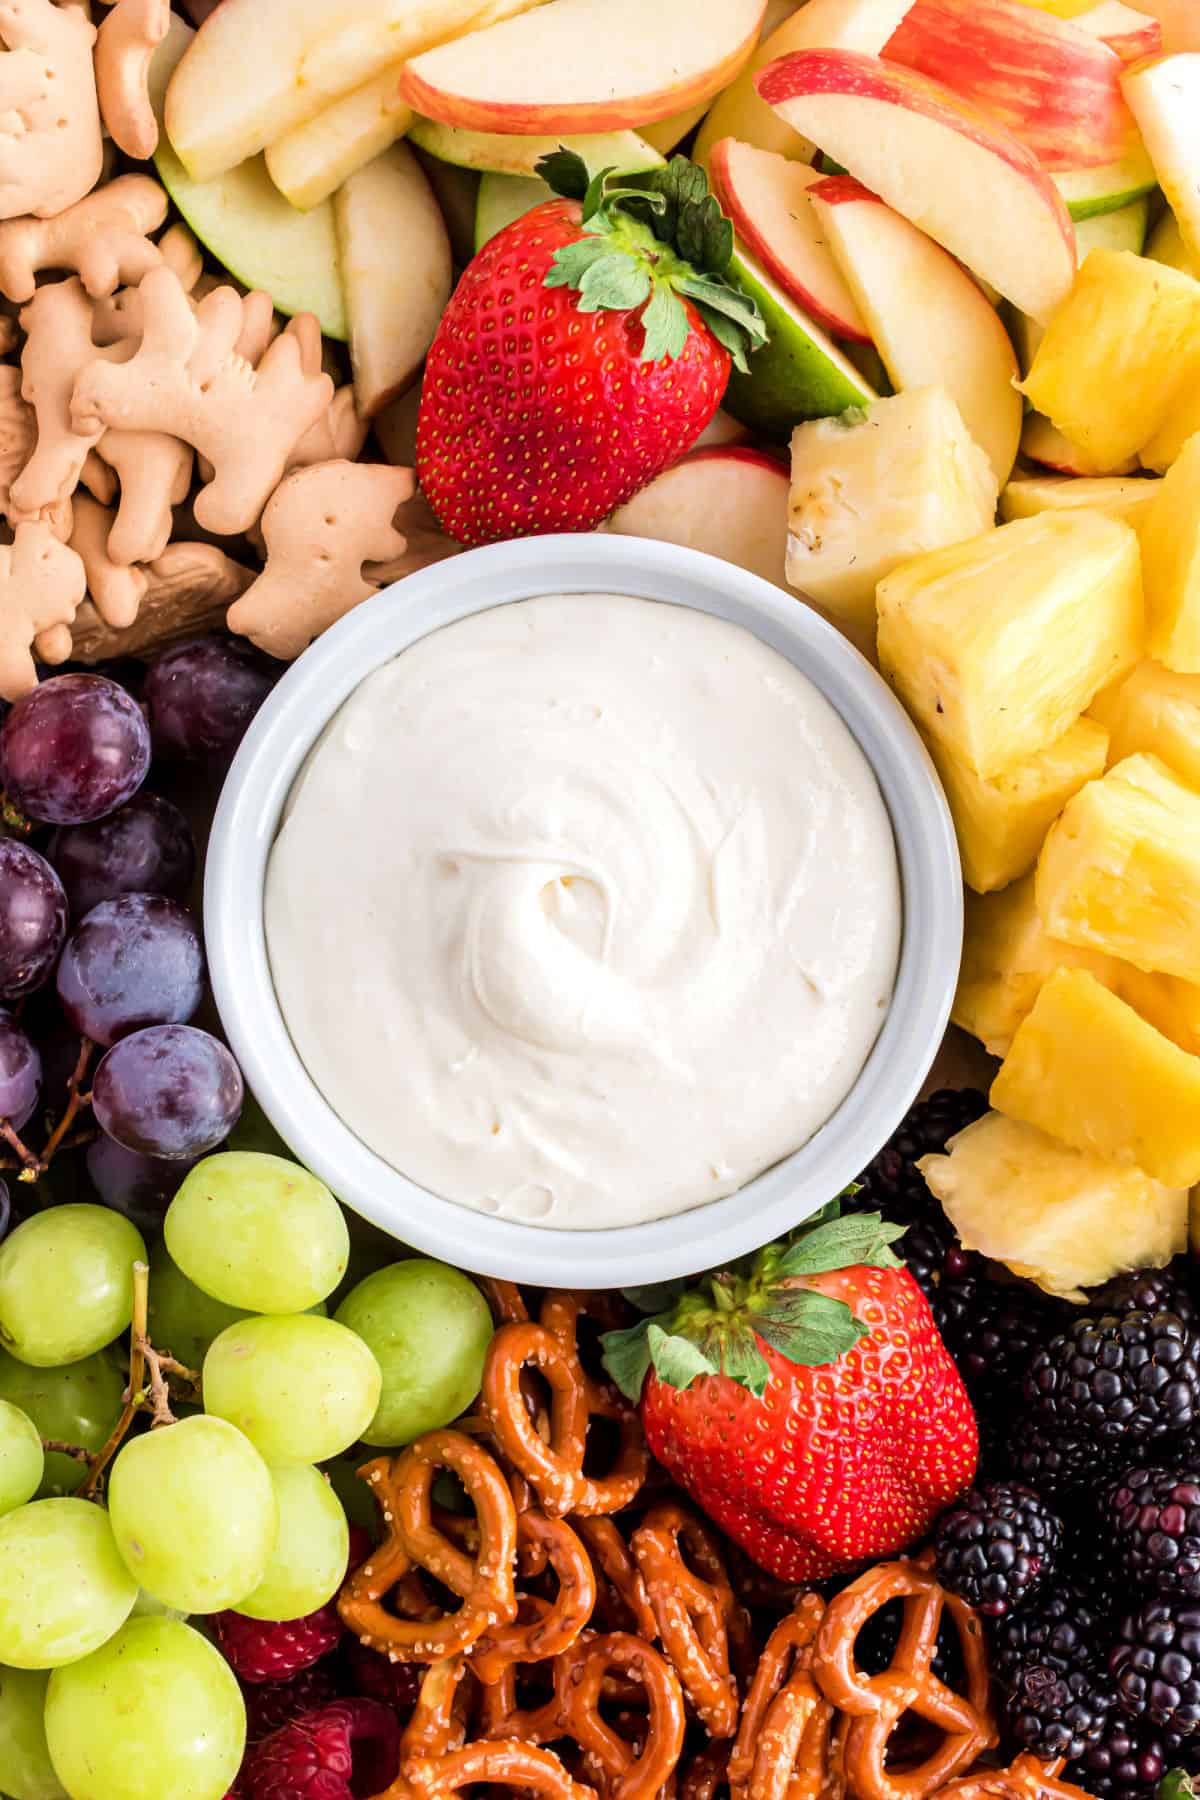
407, 119, 664, 178
883, 0, 1142, 170
265, 74, 415, 212
607, 448, 791, 592
399, 0, 767, 133
757, 49, 1078, 322
709, 140, 870, 341
1074, 1, 1164, 61
334, 141, 453, 419
165, 0, 552, 182
1121, 54, 1200, 263
809, 175, 1023, 484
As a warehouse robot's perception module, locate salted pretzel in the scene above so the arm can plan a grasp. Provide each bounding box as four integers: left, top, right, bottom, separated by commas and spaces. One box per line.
729, 1594, 841, 1800
575, 1516, 658, 1640
681, 1741, 732, 1800
470, 1506, 597, 1684
812, 1557, 997, 1800
479, 1278, 530, 1325
557, 1631, 687, 1800
938, 1759, 1093, 1800
399, 1658, 477, 1761
631, 1502, 749, 1738
339, 1429, 518, 1661
482, 1295, 647, 1517
390, 1742, 596, 1800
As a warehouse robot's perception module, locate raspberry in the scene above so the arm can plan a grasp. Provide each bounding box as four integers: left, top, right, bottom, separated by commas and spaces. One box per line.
243, 1660, 344, 1744
340, 1638, 422, 1714
214, 1605, 343, 1684
242, 1700, 401, 1800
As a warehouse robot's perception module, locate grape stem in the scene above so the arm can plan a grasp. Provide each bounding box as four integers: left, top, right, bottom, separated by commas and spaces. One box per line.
29, 1038, 94, 1177
79, 1259, 191, 1499
0, 1119, 39, 1173
40, 1438, 92, 1464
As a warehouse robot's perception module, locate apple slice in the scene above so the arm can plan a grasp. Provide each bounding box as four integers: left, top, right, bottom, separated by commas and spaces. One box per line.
265, 74, 414, 211
334, 141, 453, 418
407, 119, 664, 177
1146, 203, 1198, 276
808, 175, 1021, 483
1122, 55, 1200, 264
724, 242, 877, 437
1074, 1, 1163, 59
165, 0, 550, 182
693, 0, 915, 168
400, 0, 766, 133
474, 172, 549, 249
1021, 411, 1138, 476
708, 141, 869, 341
1131, 0, 1200, 50
757, 50, 1077, 321
883, 0, 1141, 170
1053, 142, 1157, 218
608, 448, 790, 589
640, 103, 711, 155
149, 20, 347, 338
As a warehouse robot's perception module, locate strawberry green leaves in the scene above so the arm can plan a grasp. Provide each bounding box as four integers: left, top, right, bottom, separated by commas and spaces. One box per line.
536, 147, 766, 372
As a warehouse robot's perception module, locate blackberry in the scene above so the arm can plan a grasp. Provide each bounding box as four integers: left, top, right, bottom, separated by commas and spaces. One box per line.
1024, 1312, 1200, 1447
850, 1088, 987, 1302
934, 1276, 1063, 1407
1004, 1662, 1115, 1761
1111, 1598, 1200, 1736
1094, 1263, 1199, 1326
989, 1576, 1104, 1688
1074, 1717, 1192, 1800
1101, 1466, 1200, 1602
934, 1481, 1062, 1617
1006, 1421, 1113, 1510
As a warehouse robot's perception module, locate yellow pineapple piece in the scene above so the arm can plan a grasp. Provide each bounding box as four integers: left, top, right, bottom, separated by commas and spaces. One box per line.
1021, 249, 1200, 469
1088, 660, 1200, 788
990, 967, 1200, 1186
1113, 963, 1200, 1057
919, 1110, 1187, 1301
1036, 753, 1200, 979
1140, 377, 1200, 472
954, 874, 1119, 1055
786, 388, 998, 646
876, 511, 1143, 779
1139, 431, 1200, 666
1000, 473, 1161, 534
928, 718, 1108, 895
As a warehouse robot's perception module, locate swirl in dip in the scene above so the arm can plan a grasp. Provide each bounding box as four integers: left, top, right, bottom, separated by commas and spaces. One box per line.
264, 593, 901, 1229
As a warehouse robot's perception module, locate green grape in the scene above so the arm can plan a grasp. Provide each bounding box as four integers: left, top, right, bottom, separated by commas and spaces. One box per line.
203, 1314, 381, 1466
0, 1666, 65, 1800
0, 1402, 42, 1516
45, 1617, 244, 1800
335, 1260, 493, 1448
235, 1463, 349, 1621
0, 1499, 136, 1668
165, 1152, 349, 1313
146, 1240, 251, 1372
0, 1350, 123, 1497
107, 1415, 276, 1615
0, 1207, 145, 1367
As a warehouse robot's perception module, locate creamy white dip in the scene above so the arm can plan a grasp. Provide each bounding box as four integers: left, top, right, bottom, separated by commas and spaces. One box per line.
265, 594, 901, 1229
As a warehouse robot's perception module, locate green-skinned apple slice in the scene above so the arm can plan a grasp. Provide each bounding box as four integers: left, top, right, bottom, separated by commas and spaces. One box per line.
607, 446, 791, 589
150, 20, 347, 339
408, 118, 664, 177
474, 173, 549, 251
723, 241, 877, 440
1053, 142, 1158, 219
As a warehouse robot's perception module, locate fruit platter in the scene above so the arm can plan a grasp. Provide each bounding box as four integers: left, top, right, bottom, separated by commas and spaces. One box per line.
7, 0, 1200, 1797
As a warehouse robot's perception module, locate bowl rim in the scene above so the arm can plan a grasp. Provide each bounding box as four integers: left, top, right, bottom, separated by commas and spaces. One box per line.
205, 533, 962, 1286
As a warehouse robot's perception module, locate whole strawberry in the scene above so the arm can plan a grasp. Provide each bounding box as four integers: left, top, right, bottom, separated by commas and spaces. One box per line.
603, 1205, 978, 1582
418, 150, 766, 546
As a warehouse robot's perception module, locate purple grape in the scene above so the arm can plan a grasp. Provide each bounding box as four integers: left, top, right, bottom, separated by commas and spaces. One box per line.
56, 894, 204, 1047
144, 637, 276, 762
86, 1133, 193, 1235
0, 838, 68, 999
0, 675, 151, 825
48, 793, 196, 917
92, 1025, 243, 1161
0, 1013, 40, 1128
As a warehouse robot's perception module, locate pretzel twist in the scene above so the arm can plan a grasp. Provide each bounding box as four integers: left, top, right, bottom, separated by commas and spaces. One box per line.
555, 1631, 687, 1800
470, 1507, 597, 1684
938, 1758, 1091, 1800
396, 1742, 597, 1800
575, 1516, 658, 1640
339, 1429, 518, 1661
400, 1657, 477, 1761
812, 1557, 997, 1800
632, 1502, 748, 1738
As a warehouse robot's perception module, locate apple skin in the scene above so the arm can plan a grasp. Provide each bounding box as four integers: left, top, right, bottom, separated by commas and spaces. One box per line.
708, 139, 870, 341
1075, 1, 1164, 61
756, 48, 1077, 321
607, 446, 791, 591
883, 0, 1140, 170
399, 0, 767, 134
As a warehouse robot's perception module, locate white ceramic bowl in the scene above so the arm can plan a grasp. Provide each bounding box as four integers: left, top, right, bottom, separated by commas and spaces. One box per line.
205, 534, 961, 1287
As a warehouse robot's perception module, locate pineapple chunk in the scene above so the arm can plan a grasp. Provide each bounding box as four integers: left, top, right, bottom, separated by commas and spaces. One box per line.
929, 718, 1108, 895
1036, 753, 1200, 979
1000, 473, 1162, 533
876, 511, 1143, 780
919, 1110, 1187, 1302
1021, 249, 1200, 469
990, 967, 1200, 1186
1141, 375, 1200, 470
1088, 659, 1200, 787
954, 874, 1119, 1056
1113, 963, 1200, 1056
1139, 429, 1200, 666
786, 388, 997, 643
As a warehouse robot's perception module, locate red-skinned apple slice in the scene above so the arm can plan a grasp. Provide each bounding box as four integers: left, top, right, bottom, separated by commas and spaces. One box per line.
1075, 2, 1163, 61
809, 175, 1022, 483
756, 50, 1077, 321
607, 448, 790, 590
1133, 0, 1200, 51
709, 140, 870, 341
400, 0, 767, 134
883, 0, 1139, 170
